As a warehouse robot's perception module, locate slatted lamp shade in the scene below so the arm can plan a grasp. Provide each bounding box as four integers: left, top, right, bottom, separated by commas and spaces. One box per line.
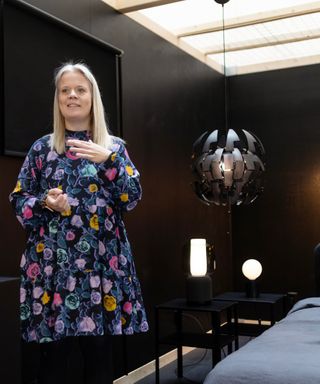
191, 128, 265, 206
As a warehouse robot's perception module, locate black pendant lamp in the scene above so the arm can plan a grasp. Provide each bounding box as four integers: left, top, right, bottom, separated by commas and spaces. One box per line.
191, 0, 266, 206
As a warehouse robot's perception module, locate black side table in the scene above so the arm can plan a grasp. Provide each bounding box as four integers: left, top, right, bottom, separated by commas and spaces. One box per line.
155, 298, 238, 384
213, 291, 287, 336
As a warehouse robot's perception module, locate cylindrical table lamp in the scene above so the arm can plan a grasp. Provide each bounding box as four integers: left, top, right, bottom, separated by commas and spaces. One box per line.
186, 239, 212, 305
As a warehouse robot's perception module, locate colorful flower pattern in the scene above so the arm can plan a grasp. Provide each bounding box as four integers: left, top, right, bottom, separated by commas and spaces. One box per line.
9, 130, 148, 343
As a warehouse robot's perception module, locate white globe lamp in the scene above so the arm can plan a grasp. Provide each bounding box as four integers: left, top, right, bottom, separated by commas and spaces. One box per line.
242, 259, 262, 298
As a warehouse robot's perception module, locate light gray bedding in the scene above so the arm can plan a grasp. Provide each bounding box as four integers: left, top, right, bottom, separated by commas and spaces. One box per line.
204, 297, 320, 384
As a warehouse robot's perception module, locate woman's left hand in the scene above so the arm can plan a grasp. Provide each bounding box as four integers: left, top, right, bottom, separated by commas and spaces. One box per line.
67, 139, 112, 163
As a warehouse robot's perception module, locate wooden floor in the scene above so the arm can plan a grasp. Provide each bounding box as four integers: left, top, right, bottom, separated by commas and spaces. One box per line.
136, 337, 251, 384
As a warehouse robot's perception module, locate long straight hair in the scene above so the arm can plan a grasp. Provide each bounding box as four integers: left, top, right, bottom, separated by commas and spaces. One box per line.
51, 62, 113, 154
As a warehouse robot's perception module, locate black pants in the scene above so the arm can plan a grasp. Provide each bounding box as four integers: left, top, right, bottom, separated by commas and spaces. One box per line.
21, 336, 114, 384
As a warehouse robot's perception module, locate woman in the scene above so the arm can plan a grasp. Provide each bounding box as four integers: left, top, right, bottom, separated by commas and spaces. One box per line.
9, 62, 148, 384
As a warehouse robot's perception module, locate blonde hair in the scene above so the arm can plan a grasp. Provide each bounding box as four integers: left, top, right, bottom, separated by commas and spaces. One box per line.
52, 62, 113, 154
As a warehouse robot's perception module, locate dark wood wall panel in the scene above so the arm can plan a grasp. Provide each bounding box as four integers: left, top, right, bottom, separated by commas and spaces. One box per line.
2, 0, 121, 155
230, 64, 320, 298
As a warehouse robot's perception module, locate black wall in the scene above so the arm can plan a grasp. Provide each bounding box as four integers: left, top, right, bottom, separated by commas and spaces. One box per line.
230, 64, 320, 299
2, 0, 231, 376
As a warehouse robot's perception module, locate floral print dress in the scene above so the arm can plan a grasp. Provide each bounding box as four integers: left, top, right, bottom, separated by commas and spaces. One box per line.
9, 129, 148, 343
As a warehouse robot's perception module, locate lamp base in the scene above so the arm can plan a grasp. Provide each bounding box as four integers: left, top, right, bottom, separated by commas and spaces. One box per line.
245, 280, 259, 298
186, 275, 212, 305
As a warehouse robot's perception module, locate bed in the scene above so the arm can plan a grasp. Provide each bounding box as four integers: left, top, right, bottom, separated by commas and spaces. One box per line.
204, 297, 320, 384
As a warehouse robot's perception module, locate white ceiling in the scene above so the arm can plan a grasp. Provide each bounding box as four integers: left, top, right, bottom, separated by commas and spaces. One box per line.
101, 0, 320, 76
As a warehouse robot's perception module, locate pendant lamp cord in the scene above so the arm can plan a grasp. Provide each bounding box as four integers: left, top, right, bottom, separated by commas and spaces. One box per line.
220, 2, 231, 211
221, 3, 229, 134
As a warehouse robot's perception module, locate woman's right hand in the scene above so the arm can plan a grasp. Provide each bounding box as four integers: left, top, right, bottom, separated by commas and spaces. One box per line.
46, 188, 70, 213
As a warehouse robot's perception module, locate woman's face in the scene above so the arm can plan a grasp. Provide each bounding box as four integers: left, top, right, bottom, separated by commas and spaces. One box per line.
58, 70, 92, 128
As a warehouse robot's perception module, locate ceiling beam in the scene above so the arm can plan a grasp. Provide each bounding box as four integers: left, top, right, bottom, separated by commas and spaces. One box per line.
101, 0, 183, 13
225, 54, 320, 76
204, 30, 320, 55
127, 11, 224, 74
176, 2, 320, 37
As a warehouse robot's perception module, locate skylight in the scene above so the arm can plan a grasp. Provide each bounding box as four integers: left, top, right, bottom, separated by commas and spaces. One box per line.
101, 0, 320, 75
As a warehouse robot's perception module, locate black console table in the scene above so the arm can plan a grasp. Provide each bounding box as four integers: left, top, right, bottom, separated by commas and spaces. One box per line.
0, 277, 20, 384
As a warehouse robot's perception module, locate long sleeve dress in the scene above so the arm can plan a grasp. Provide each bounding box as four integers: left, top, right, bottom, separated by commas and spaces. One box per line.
9, 129, 149, 343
